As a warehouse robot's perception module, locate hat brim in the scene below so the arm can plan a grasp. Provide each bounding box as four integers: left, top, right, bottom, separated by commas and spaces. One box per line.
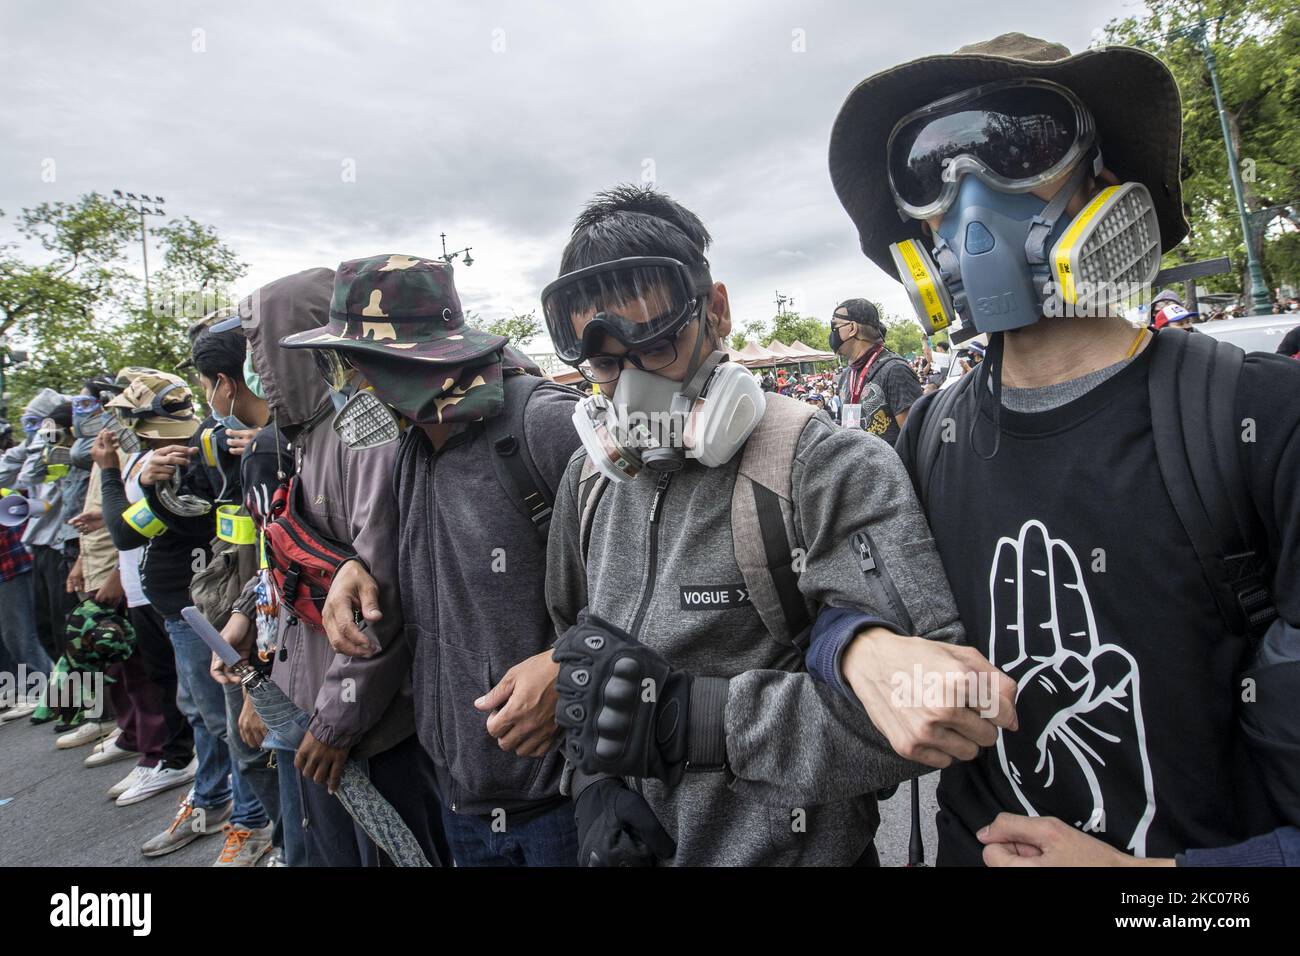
278, 319, 508, 366
135, 417, 199, 441
829, 45, 1189, 278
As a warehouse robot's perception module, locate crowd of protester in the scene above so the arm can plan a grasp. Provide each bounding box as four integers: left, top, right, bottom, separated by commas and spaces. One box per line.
1, 31, 1298, 870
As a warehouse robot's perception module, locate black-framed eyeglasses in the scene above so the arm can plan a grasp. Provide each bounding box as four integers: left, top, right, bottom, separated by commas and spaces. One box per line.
577, 334, 681, 385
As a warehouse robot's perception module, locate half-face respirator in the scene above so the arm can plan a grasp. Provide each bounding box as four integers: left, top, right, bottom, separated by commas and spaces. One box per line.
572, 351, 766, 483
884, 78, 1162, 335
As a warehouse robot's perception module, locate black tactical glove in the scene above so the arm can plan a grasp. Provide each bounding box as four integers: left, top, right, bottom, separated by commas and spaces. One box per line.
573, 777, 676, 867
553, 612, 695, 785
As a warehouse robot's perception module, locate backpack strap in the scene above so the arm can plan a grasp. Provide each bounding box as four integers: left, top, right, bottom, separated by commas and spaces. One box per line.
1148, 329, 1276, 637
484, 374, 576, 540
912, 372, 977, 511
577, 454, 607, 564
731, 394, 818, 647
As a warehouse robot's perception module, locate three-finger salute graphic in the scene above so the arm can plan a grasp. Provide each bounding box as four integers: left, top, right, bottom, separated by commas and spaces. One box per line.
988, 520, 1156, 856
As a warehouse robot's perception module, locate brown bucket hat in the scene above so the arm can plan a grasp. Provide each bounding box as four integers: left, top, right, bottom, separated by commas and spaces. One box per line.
829, 33, 1189, 278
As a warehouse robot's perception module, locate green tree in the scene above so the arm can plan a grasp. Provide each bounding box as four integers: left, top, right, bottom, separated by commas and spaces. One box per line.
0, 194, 245, 410
1104, 0, 1300, 298
729, 318, 772, 351
472, 310, 543, 347
771, 311, 831, 351
885, 319, 925, 357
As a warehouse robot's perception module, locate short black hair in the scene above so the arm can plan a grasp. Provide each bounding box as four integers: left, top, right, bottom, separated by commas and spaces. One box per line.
48, 401, 73, 428
560, 184, 712, 283
935, 341, 950, 351
190, 327, 246, 383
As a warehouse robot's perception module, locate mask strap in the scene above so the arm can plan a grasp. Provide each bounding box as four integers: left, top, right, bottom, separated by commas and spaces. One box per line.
679, 296, 715, 390
1024, 157, 1092, 271
968, 332, 1005, 461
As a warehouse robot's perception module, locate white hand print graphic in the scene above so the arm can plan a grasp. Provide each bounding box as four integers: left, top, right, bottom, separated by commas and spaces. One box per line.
987, 519, 1156, 856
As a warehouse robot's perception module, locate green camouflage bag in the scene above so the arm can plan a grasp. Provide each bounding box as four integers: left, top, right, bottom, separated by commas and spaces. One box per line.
63, 600, 136, 681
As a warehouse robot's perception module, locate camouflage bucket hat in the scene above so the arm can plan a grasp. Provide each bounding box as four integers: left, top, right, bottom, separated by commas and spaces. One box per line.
279, 254, 507, 365
63, 600, 136, 679
106, 372, 199, 440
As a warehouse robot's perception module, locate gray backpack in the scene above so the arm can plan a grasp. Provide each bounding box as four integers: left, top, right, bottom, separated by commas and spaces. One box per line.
577, 393, 817, 646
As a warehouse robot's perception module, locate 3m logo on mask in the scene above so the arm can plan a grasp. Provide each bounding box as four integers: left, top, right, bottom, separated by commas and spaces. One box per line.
975, 292, 1017, 318
679, 585, 752, 610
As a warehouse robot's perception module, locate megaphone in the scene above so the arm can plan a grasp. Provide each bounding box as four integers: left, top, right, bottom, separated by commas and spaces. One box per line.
0, 493, 50, 528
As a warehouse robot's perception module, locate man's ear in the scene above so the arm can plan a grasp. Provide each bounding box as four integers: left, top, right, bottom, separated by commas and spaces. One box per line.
708, 282, 731, 340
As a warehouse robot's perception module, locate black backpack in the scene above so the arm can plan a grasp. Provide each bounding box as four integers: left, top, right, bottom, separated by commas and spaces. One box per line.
483, 372, 582, 540
913, 328, 1296, 829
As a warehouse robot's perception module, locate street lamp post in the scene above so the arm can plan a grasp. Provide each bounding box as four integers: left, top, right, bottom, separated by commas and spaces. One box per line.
439, 233, 474, 268
1190, 21, 1272, 314
111, 191, 167, 313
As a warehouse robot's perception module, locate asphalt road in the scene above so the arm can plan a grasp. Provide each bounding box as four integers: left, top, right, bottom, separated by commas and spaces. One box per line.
0, 707, 939, 867
0, 714, 216, 867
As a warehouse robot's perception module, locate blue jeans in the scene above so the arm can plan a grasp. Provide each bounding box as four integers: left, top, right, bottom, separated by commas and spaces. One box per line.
441, 800, 578, 867
0, 572, 53, 676
164, 616, 267, 828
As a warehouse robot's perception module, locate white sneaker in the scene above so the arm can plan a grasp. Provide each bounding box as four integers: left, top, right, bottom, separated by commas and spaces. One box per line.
91, 727, 123, 754
56, 720, 116, 750
85, 735, 140, 768
1, 702, 37, 722
107, 764, 151, 799
115, 758, 197, 807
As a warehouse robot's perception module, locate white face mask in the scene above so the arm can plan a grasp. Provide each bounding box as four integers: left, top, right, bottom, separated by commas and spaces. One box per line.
571, 354, 766, 482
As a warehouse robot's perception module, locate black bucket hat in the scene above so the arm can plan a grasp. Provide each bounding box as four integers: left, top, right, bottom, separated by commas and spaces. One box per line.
829, 33, 1189, 278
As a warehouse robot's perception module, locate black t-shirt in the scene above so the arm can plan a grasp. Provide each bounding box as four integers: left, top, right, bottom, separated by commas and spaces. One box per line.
898, 334, 1300, 863
839, 352, 923, 446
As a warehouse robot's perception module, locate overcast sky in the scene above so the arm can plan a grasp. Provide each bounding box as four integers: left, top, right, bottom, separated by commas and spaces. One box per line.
0, 0, 1140, 351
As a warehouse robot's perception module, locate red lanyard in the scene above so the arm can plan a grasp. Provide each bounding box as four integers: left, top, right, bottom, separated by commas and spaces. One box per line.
849, 346, 885, 405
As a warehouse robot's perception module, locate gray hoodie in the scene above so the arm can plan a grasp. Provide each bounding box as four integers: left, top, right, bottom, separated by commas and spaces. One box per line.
244, 268, 414, 759
0, 388, 77, 549
547, 403, 963, 865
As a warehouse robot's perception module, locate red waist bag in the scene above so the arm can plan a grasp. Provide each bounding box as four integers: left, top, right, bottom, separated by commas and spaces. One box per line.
264, 477, 356, 630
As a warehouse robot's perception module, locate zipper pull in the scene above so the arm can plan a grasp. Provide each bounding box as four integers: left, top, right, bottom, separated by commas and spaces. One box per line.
851, 531, 876, 573
649, 472, 672, 524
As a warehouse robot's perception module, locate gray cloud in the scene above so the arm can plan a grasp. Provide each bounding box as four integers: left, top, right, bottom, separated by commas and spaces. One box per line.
0, 0, 1133, 350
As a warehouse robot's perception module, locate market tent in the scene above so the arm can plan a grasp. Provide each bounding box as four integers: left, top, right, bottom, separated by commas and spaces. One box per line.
732, 339, 777, 367
764, 340, 800, 363
788, 339, 836, 362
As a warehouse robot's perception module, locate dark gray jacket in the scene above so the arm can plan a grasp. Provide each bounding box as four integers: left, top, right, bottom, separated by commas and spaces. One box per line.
247, 267, 415, 759
546, 408, 963, 865
394, 377, 581, 815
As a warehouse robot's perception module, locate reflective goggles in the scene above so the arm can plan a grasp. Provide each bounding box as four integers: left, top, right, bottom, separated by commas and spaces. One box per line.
887, 78, 1096, 221
20, 413, 42, 435
71, 396, 101, 416
541, 256, 711, 365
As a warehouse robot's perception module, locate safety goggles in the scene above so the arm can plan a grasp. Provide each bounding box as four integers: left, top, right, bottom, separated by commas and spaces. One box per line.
312, 348, 359, 393
541, 256, 711, 365
20, 413, 42, 435
117, 384, 194, 422
71, 396, 101, 416
887, 78, 1096, 221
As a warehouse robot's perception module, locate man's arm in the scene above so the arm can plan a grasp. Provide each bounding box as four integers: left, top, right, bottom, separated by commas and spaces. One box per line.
0, 442, 27, 488
709, 417, 976, 807
884, 360, 924, 429
307, 439, 410, 751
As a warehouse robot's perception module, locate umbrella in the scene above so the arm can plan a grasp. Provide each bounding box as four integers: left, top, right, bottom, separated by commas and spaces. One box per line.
181, 606, 436, 867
